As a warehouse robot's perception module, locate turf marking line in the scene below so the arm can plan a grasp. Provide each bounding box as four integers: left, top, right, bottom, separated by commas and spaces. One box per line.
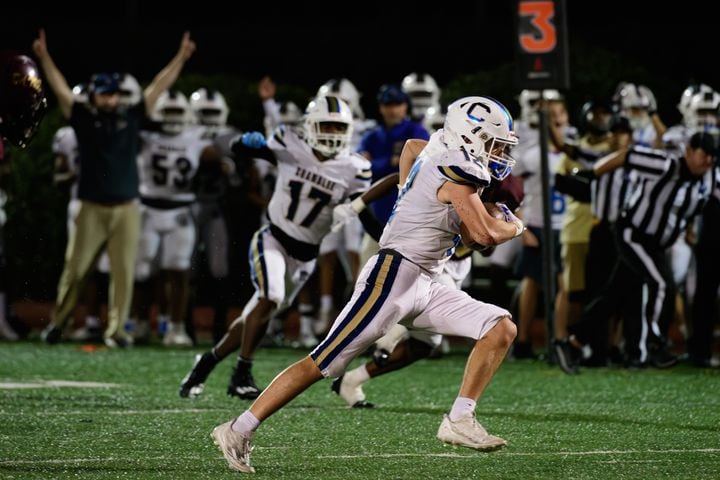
318, 448, 720, 459
0, 380, 121, 389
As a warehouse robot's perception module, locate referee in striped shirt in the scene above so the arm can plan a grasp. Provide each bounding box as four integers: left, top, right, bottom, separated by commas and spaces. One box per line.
556, 131, 717, 372
688, 165, 720, 367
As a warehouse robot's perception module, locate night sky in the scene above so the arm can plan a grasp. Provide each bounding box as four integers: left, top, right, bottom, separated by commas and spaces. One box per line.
3, 1, 719, 107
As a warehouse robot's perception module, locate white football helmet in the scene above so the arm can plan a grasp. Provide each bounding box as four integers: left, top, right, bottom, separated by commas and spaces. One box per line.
518, 89, 562, 126
317, 78, 363, 119
304, 95, 354, 157
678, 84, 713, 120
613, 82, 654, 130
402, 72, 441, 118
153, 90, 194, 134
72, 83, 88, 103
118, 73, 141, 106
685, 88, 720, 134
278, 101, 302, 126
190, 87, 229, 129
422, 104, 445, 134
444, 96, 518, 181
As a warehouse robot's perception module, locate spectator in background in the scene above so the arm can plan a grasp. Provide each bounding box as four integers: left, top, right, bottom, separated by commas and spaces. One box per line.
358, 84, 429, 265
33, 29, 196, 347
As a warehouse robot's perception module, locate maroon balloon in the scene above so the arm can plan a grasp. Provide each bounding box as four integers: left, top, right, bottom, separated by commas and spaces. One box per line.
0, 51, 47, 148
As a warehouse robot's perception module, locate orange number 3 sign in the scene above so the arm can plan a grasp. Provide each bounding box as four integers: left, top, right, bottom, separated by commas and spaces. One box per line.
519, 1, 557, 53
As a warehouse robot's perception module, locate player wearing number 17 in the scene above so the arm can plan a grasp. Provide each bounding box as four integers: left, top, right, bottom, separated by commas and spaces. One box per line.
178, 96, 372, 400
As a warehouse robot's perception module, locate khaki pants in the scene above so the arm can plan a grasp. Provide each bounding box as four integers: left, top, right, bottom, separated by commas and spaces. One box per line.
53, 200, 140, 339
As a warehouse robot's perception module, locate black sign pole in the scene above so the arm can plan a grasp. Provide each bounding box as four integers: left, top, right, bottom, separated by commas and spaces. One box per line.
514, 0, 570, 359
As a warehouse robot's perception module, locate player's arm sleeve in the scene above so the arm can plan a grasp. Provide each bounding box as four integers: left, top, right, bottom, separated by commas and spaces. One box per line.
226, 134, 276, 164
348, 161, 373, 198
357, 204, 384, 242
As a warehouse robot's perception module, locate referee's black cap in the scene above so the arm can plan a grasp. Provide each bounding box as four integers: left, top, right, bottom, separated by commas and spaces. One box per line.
689, 131, 717, 157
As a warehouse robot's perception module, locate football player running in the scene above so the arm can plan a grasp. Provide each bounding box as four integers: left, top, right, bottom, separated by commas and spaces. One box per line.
209, 96, 524, 473
179, 96, 372, 400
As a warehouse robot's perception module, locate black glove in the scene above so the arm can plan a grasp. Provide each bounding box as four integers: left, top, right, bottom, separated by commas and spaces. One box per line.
554, 172, 592, 203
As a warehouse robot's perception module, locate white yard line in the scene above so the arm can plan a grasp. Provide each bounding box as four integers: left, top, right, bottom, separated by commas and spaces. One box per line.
319, 448, 720, 459
0, 380, 121, 389
2, 448, 717, 466
0, 408, 228, 415
0, 456, 202, 465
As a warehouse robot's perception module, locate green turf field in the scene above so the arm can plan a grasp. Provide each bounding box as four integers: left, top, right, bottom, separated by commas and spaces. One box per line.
1, 342, 719, 479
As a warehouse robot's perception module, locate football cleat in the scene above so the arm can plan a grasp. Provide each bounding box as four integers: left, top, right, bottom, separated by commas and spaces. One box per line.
228, 364, 262, 400
553, 338, 580, 375
40, 324, 62, 345
211, 420, 255, 473
331, 374, 374, 409
437, 414, 507, 451
372, 348, 391, 368
179, 352, 217, 398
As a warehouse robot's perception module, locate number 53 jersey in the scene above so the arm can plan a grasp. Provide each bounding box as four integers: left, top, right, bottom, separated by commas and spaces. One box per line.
267, 128, 371, 245
137, 127, 210, 204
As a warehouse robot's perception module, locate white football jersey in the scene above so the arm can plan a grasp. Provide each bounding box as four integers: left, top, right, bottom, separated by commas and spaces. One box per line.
52, 126, 81, 199
512, 124, 567, 229
379, 130, 491, 275
266, 127, 371, 245
138, 127, 210, 202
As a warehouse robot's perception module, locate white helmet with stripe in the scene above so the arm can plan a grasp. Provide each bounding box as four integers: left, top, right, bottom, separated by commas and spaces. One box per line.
304, 96, 354, 157
402, 72, 441, 118
153, 90, 194, 134
118, 73, 141, 106
518, 89, 562, 125
444, 96, 518, 181
317, 78, 363, 119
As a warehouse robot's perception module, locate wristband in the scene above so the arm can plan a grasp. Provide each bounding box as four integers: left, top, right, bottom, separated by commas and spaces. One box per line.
350, 196, 367, 213
513, 219, 525, 238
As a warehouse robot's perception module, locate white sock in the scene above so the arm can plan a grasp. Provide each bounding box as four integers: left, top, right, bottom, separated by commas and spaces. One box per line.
320, 294, 333, 313
375, 324, 408, 352
232, 410, 260, 435
346, 364, 370, 384
449, 397, 476, 422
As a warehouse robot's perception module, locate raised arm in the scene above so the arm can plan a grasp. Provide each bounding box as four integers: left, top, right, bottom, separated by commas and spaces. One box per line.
592, 147, 629, 176
143, 32, 196, 114
32, 29, 73, 118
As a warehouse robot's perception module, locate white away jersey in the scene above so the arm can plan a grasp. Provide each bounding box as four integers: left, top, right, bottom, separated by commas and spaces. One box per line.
380, 132, 491, 275
512, 124, 567, 229
52, 126, 81, 199
138, 127, 210, 202
266, 127, 372, 245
